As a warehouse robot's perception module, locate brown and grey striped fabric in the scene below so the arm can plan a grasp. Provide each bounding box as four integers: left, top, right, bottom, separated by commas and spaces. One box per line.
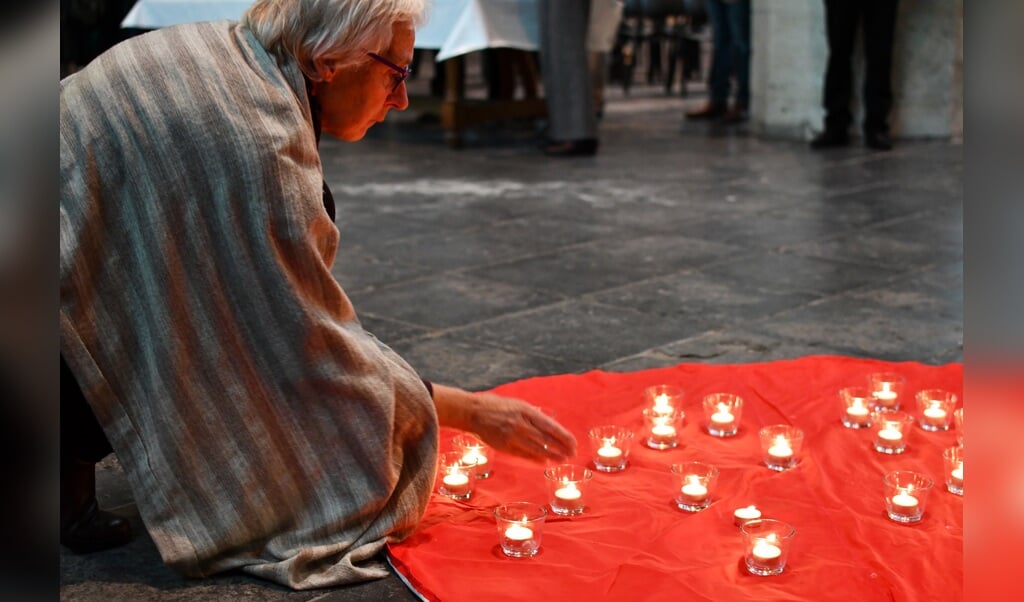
59, 21, 438, 589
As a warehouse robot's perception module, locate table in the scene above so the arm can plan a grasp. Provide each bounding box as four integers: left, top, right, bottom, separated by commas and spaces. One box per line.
122, 0, 623, 146
387, 356, 964, 601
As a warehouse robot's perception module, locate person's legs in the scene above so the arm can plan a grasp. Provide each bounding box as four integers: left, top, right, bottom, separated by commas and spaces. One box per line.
539, 0, 598, 154
723, 0, 751, 122
60, 355, 132, 553
687, 0, 729, 119
812, 0, 860, 147
861, 0, 899, 149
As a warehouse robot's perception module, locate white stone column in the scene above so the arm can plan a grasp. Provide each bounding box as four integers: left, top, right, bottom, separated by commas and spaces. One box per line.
750, 0, 963, 142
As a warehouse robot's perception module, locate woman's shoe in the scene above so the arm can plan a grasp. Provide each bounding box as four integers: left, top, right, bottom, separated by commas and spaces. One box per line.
542, 138, 599, 157
60, 459, 132, 554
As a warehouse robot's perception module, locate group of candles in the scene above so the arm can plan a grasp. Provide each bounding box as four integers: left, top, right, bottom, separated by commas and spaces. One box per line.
435, 374, 961, 570
838, 372, 964, 523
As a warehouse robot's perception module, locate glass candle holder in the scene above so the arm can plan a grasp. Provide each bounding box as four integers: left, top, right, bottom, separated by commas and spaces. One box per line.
943, 445, 963, 496
544, 464, 593, 516
643, 408, 682, 450
588, 425, 633, 473
494, 502, 546, 558
953, 407, 964, 445
871, 411, 914, 454
670, 461, 719, 512
883, 471, 933, 523
867, 372, 907, 411
643, 384, 685, 419
437, 451, 477, 500
740, 519, 795, 576
702, 393, 744, 437
451, 433, 493, 479
839, 386, 873, 429
758, 425, 804, 471
915, 389, 957, 432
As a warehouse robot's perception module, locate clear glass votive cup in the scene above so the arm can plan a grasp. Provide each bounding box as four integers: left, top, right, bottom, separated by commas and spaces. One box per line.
671, 461, 719, 512
643, 384, 685, 418
883, 470, 933, 523
702, 393, 744, 437
943, 445, 964, 496
839, 386, 873, 429
867, 372, 907, 411
437, 451, 477, 500
451, 432, 493, 479
759, 425, 804, 471
544, 464, 593, 516
643, 408, 682, 450
494, 502, 546, 558
740, 519, 795, 576
588, 425, 634, 472
915, 389, 958, 432
871, 411, 914, 454
953, 407, 964, 445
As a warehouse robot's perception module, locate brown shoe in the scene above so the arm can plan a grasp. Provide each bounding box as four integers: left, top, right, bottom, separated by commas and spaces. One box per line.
722, 106, 749, 124
685, 102, 726, 120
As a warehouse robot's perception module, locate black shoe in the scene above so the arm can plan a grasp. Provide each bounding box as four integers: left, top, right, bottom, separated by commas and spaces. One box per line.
685, 103, 727, 121
810, 130, 850, 149
542, 138, 599, 157
864, 130, 893, 151
60, 499, 133, 554
721, 106, 749, 125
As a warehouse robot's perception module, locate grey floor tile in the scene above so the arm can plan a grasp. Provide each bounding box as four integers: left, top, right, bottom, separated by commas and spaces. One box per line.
701, 251, 903, 297
655, 328, 851, 364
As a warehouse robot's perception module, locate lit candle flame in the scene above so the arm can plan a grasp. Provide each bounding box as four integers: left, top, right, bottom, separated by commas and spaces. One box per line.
717, 402, 730, 414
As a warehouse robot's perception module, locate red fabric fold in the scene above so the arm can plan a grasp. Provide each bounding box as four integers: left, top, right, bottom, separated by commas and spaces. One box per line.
388, 356, 963, 601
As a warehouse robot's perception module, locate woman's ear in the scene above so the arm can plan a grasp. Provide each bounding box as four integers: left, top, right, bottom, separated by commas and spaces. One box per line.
314, 57, 342, 82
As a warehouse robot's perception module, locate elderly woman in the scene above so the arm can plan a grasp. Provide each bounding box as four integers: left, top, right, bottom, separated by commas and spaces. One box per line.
59, 0, 576, 589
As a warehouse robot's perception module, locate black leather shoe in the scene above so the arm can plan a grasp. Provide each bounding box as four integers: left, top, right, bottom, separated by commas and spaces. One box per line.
60, 499, 133, 554
810, 130, 850, 149
864, 130, 893, 151
542, 138, 598, 157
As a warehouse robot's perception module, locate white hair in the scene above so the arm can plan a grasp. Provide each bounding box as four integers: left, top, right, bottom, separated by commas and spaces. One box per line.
242, 0, 428, 81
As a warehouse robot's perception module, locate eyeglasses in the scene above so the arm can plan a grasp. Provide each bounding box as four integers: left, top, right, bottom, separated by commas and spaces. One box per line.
366, 52, 411, 93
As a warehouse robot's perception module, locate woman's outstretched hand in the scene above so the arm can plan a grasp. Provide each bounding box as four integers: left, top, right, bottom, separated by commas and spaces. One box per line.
432, 384, 577, 462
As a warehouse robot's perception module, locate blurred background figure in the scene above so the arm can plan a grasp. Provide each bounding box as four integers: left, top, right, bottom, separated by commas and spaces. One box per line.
539, 0, 600, 156
685, 0, 750, 124
810, 0, 899, 151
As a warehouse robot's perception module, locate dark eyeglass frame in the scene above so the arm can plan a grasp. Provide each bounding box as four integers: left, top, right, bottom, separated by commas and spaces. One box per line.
366, 52, 411, 93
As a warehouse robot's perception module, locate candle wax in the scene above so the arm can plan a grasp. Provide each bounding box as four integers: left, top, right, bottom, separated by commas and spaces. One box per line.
877, 428, 903, 442
767, 445, 793, 459
950, 464, 963, 485
555, 484, 582, 501
734, 506, 761, 525
711, 411, 735, 425
651, 424, 676, 437
597, 445, 623, 460
504, 524, 533, 541
680, 482, 708, 501
461, 451, 488, 466
751, 542, 782, 561
846, 403, 870, 417
891, 493, 919, 509
441, 473, 469, 487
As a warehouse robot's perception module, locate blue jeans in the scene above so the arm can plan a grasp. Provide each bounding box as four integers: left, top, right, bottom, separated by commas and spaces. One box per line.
706, 0, 751, 109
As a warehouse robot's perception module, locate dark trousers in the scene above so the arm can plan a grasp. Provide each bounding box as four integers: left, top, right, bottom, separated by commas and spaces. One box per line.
61, 355, 112, 464
706, 0, 751, 109
822, 0, 899, 134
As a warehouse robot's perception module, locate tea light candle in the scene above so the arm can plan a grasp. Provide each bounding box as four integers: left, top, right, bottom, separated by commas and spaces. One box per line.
710, 405, 736, 428
597, 441, 623, 460
554, 481, 582, 502
680, 476, 708, 503
846, 401, 870, 421
767, 436, 793, 461
734, 505, 761, 526
922, 406, 947, 428
877, 427, 903, 442
751, 540, 782, 562
874, 387, 898, 407
891, 491, 919, 511
442, 473, 468, 487
504, 522, 533, 541
652, 394, 674, 416
651, 424, 677, 438
950, 463, 963, 488
461, 449, 488, 468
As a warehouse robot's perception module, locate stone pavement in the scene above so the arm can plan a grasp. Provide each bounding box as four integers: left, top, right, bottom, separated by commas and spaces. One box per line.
59, 80, 962, 601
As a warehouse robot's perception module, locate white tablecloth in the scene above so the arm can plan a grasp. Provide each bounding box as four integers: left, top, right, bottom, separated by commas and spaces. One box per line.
122, 0, 622, 61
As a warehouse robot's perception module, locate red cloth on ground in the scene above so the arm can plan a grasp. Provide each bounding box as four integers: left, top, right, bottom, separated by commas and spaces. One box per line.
388, 356, 963, 601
